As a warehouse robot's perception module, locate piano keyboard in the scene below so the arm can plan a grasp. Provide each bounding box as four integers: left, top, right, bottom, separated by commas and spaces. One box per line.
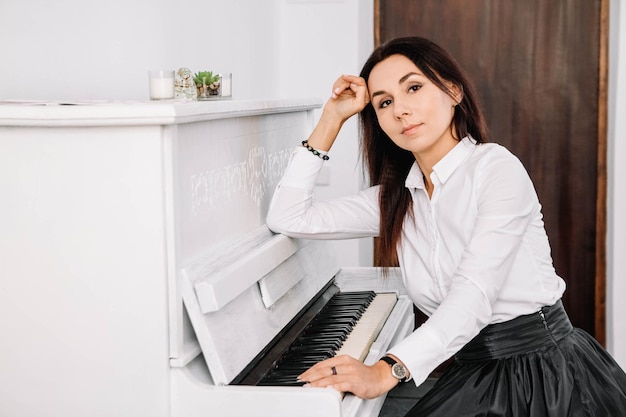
257, 291, 397, 386
335, 292, 397, 361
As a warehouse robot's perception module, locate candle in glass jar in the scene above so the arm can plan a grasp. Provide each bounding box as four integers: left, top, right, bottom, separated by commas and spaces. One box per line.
148, 70, 175, 100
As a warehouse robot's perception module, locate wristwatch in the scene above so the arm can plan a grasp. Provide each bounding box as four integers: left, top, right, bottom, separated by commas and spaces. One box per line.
380, 355, 408, 383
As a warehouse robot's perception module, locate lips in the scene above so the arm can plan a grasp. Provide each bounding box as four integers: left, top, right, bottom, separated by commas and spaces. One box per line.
401, 123, 422, 135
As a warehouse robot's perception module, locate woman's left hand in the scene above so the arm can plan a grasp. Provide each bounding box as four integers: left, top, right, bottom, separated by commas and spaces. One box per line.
298, 355, 399, 399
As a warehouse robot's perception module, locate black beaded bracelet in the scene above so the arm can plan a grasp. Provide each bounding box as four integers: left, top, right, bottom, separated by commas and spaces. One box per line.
301, 140, 330, 160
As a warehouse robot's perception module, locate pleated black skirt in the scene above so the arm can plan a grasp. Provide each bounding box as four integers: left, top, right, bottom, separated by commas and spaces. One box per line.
405, 300, 626, 417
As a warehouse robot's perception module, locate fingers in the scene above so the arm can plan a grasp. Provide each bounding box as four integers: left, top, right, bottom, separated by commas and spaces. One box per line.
330, 75, 353, 98
322, 74, 370, 125
298, 355, 356, 383
297, 355, 385, 399
330, 74, 369, 103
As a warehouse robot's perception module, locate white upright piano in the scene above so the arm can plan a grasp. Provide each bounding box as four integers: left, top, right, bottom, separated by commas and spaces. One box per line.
0, 99, 414, 417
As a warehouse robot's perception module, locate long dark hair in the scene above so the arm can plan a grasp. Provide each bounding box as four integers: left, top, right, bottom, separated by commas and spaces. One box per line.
358, 36, 488, 268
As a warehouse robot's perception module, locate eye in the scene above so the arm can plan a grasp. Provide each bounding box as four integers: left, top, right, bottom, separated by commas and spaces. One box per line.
408, 84, 422, 93
378, 99, 392, 109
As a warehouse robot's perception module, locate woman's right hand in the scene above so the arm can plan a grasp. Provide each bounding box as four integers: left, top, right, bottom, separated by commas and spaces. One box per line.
323, 74, 370, 125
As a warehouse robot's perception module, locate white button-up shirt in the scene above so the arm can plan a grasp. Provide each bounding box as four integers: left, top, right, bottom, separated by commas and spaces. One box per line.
266, 136, 566, 387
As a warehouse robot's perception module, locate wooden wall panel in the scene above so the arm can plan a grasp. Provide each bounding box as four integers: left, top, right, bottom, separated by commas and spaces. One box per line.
375, 0, 607, 342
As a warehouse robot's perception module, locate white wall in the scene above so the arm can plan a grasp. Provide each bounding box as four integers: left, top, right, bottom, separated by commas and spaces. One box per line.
0, 0, 624, 364
0, 0, 373, 266
276, 0, 374, 267
0, 0, 282, 101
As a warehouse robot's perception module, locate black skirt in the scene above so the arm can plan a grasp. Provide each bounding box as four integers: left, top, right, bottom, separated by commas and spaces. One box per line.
405, 300, 626, 417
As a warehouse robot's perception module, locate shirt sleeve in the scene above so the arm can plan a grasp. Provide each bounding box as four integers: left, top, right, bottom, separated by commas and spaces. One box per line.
266, 147, 380, 239
389, 149, 540, 386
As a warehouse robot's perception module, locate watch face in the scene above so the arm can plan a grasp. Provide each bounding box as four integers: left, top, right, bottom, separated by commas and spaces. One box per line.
392, 363, 407, 379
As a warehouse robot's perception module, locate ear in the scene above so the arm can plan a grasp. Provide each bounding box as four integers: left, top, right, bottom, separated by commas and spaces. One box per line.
449, 83, 463, 106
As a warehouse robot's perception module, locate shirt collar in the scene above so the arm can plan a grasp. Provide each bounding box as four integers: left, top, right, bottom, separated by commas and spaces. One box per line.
405, 136, 476, 189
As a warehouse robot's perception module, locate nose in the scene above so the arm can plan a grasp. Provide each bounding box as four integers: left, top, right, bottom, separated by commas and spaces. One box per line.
393, 99, 411, 119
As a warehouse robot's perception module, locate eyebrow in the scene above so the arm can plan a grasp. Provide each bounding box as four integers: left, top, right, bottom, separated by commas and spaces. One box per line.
371, 71, 422, 98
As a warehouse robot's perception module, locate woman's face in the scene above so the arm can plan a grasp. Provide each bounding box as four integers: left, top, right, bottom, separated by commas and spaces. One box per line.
367, 54, 460, 162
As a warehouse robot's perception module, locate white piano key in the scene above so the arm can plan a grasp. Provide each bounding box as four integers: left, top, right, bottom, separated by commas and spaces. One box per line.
335, 292, 398, 361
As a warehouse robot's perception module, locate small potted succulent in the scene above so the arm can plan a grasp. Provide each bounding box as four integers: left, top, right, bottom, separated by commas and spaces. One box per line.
194, 71, 220, 99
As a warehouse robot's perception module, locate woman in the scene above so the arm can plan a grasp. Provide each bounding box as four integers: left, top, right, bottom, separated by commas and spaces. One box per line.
266, 36, 626, 416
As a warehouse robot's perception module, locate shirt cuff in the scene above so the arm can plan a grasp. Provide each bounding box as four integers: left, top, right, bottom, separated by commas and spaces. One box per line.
386, 323, 448, 387
277, 146, 325, 189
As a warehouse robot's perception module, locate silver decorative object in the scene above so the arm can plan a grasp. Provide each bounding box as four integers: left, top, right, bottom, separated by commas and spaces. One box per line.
175, 67, 198, 100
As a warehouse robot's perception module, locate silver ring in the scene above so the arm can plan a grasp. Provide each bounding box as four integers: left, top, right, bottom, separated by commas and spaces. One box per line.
331, 366, 337, 376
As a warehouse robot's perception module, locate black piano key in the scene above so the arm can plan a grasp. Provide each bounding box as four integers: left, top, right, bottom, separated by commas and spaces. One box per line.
287, 346, 336, 356
275, 360, 321, 369
296, 333, 348, 342
257, 376, 305, 386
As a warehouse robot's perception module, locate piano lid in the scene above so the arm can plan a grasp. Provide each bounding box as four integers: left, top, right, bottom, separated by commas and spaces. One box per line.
179, 227, 340, 386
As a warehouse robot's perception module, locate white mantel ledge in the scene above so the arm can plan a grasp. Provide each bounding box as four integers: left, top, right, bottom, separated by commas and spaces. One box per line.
0, 98, 322, 127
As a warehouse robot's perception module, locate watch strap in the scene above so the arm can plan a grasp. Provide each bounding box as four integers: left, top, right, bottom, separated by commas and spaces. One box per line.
379, 356, 396, 367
